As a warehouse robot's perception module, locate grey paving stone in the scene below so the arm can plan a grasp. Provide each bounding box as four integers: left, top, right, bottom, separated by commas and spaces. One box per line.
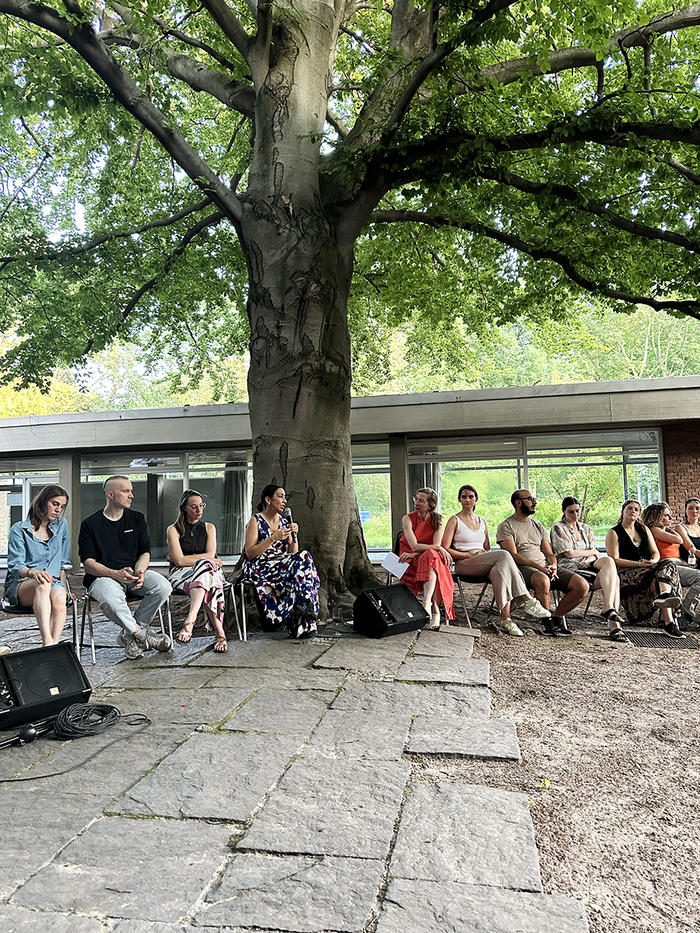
99, 666, 222, 689
411, 630, 476, 659
407, 715, 521, 761
0, 788, 101, 899
305, 708, 413, 760
196, 851, 384, 932
13, 815, 232, 922
96, 686, 255, 726
376, 878, 589, 933
0, 731, 61, 780
188, 636, 330, 670
397, 656, 490, 686
312, 632, 416, 676
209, 666, 345, 693
241, 757, 410, 858
332, 675, 491, 720
14, 725, 191, 804
390, 783, 542, 892
113, 731, 303, 821
0, 905, 106, 932
221, 687, 330, 736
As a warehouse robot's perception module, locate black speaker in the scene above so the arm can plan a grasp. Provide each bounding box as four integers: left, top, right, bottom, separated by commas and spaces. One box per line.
353, 584, 429, 637
0, 644, 91, 730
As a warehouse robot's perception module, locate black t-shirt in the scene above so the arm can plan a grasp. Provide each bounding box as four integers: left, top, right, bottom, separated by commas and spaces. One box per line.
79, 509, 151, 587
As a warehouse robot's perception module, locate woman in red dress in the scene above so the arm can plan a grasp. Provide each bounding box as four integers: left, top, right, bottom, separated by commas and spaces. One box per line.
399, 487, 455, 630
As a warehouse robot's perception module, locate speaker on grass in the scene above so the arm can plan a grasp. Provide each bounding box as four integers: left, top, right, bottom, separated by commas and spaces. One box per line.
353, 584, 429, 638
0, 643, 91, 730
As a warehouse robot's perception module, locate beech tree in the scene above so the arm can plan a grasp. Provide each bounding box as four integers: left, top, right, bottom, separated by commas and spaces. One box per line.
0, 0, 699, 604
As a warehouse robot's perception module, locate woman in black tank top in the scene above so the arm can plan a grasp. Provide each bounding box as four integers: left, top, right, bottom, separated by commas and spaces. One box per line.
167, 489, 228, 651
605, 499, 683, 636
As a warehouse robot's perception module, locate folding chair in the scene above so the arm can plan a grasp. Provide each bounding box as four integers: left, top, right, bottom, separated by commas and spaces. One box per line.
451, 573, 491, 629
80, 590, 172, 665
1, 583, 79, 655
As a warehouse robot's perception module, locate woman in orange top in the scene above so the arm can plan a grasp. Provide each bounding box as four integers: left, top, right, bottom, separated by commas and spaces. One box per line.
399, 487, 455, 630
642, 502, 700, 626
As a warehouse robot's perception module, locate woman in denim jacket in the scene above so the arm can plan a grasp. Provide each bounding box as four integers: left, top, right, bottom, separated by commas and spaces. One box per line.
5, 484, 71, 645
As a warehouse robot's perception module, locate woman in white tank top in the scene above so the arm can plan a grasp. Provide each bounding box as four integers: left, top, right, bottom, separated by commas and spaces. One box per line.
442, 484, 551, 636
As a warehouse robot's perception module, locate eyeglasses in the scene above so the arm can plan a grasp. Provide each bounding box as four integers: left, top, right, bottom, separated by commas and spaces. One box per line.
517, 496, 536, 502
185, 502, 206, 511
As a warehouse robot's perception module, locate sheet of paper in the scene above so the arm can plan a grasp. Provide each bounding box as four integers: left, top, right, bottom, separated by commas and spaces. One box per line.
381, 552, 408, 579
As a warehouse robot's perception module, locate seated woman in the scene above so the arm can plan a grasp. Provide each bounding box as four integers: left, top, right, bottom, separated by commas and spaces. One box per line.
243, 484, 319, 639
642, 502, 700, 627
605, 500, 683, 637
399, 487, 455, 631
678, 497, 700, 565
442, 484, 550, 637
167, 489, 228, 652
550, 496, 626, 641
5, 484, 71, 646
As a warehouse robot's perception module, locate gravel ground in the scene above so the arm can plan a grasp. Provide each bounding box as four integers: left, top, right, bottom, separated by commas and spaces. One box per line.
411, 604, 700, 933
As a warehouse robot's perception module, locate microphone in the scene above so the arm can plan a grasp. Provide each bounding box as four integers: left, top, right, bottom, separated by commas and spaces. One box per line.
282, 506, 297, 544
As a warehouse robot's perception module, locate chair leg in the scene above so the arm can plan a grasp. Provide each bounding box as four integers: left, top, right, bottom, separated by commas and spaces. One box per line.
582, 589, 594, 623
81, 597, 97, 665
240, 581, 247, 642
71, 601, 79, 658
454, 578, 472, 628
474, 582, 489, 612
164, 599, 173, 644
230, 586, 243, 642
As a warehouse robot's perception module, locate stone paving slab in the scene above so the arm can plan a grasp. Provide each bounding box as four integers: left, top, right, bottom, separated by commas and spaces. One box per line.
312, 632, 416, 676
411, 630, 476, 659
196, 852, 385, 932
241, 757, 410, 859
221, 687, 331, 736
113, 731, 303, 822
0, 905, 106, 932
14, 725, 192, 804
98, 665, 223, 689
96, 686, 255, 726
407, 715, 521, 760
397, 655, 490, 686
13, 815, 233, 923
332, 675, 491, 720
305, 708, 414, 760
188, 636, 330, 670
0, 787, 102, 899
209, 666, 345, 693
390, 782, 542, 892
376, 878, 589, 933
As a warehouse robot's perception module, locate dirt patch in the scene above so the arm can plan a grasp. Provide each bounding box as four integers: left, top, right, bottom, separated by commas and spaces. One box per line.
411, 605, 700, 933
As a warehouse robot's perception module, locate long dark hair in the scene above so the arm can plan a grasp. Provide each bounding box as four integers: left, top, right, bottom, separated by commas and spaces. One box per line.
616, 498, 647, 538
256, 484, 283, 513
174, 489, 205, 538
27, 484, 69, 530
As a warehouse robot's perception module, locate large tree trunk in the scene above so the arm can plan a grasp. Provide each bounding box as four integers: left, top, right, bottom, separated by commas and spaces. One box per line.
242, 199, 378, 612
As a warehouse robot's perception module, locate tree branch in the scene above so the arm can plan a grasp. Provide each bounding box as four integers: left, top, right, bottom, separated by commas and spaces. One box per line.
0, 197, 213, 269
478, 168, 700, 253
370, 209, 700, 318
477, 5, 700, 89
196, 0, 251, 62
83, 208, 225, 355
0, 0, 243, 223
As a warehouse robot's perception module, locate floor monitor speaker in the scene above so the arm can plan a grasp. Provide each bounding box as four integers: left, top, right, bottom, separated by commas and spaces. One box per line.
353, 584, 429, 638
0, 643, 91, 731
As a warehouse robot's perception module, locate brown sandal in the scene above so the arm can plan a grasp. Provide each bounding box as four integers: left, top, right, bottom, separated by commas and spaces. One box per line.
176, 620, 195, 644
213, 636, 228, 652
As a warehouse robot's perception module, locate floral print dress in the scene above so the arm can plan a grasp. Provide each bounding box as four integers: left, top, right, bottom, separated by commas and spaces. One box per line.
242, 514, 320, 637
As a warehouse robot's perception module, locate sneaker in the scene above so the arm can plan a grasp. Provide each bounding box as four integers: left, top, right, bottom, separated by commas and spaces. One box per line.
117, 630, 144, 659
653, 596, 681, 611
520, 597, 551, 620
543, 617, 572, 638
0, 645, 11, 656
499, 619, 524, 637
144, 631, 172, 652
663, 620, 685, 639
